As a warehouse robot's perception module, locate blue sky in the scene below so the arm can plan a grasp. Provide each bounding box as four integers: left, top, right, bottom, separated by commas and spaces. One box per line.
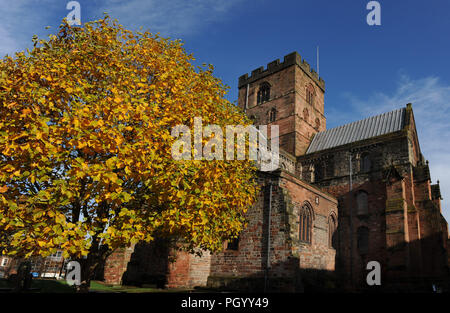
1, 0, 450, 222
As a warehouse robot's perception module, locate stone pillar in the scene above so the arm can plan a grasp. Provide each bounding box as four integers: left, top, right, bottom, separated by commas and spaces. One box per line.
385, 178, 410, 280
166, 250, 191, 288
103, 244, 135, 285
407, 208, 423, 276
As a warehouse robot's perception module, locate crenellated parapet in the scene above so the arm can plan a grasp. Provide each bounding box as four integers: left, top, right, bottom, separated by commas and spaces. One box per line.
238, 51, 325, 91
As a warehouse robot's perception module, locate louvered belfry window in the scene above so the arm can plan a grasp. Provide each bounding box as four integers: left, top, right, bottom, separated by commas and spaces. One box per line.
306, 84, 315, 105
257, 83, 270, 104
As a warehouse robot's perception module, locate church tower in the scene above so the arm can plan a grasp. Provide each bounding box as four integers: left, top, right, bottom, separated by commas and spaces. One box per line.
237, 52, 326, 156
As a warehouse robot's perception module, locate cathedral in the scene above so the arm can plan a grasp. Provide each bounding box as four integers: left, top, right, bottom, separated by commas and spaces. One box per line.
103, 52, 450, 292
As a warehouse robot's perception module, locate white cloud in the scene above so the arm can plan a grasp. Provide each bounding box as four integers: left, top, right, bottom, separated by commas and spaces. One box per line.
0, 0, 245, 57
0, 0, 59, 57
338, 74, 450, 224
96, 0, 245, 37
0, 26, 20, 56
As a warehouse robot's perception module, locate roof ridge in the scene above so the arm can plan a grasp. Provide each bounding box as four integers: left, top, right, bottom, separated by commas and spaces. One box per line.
323, 107, 404, 135
306, 107, 406, 154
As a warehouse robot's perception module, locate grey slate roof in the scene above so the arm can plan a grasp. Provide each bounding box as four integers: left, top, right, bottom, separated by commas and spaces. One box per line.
306, 107, 406, 154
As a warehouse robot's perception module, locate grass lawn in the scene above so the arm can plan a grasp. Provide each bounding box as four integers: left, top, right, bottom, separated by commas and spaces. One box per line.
89, 280, 192, 293
0, 278, 76, 293
0, 278, 193, 293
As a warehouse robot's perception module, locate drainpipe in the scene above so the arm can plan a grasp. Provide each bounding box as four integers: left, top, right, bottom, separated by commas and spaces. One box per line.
264, 182, 272, 292
244, 84, 249, 112
349, 153, 354, 289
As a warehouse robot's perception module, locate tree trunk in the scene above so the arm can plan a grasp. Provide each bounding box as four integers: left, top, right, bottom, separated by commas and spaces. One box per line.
76, 278, 91, 293
74, 243, 111, 293
75, 258, 96, 293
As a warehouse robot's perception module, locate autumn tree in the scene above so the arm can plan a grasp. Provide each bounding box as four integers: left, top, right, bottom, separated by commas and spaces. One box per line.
0, 16, 258, 291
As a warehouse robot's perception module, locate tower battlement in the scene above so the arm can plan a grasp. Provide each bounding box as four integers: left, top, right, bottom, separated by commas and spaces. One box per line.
238, 51, 325, 91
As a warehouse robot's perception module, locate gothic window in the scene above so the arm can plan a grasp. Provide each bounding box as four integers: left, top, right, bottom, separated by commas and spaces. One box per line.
306, 84, 315, 105
299, 202, 314, 243
315, 118, 321, 129
357, 227, 369, 255
269, 108, 276, 123
356, 191, 369, 215
329, 214, 337, 249
298, 163, 303, 178
226, 237, 239, 251
361, 153, 371, 173
257, 83, 270, 104
303, 108, 309, 121
309, 164, 315, 183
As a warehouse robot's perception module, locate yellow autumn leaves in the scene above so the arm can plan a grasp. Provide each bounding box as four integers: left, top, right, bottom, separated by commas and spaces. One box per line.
0, 16, 258, 266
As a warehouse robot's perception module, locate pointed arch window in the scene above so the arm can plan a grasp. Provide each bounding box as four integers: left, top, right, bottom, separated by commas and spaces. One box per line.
329, 214, 337, 249
269, 108, 276, 123
360, 153, 371, 173
315, 118, 321, 130
303, 108, 309, 121
299, 202, 314, 243
306, 84, 315, 105
356, 191, 369, 216
257, 83, 271, 104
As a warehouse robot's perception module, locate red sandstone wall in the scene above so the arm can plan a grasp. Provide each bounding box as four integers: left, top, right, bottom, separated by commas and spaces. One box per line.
281, 173, 337, 271
166, 249, 211, 288
104, 245, 135, 285
323, 180, 389, 287
209, 171, 338, 284
104, 242, 211, 288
